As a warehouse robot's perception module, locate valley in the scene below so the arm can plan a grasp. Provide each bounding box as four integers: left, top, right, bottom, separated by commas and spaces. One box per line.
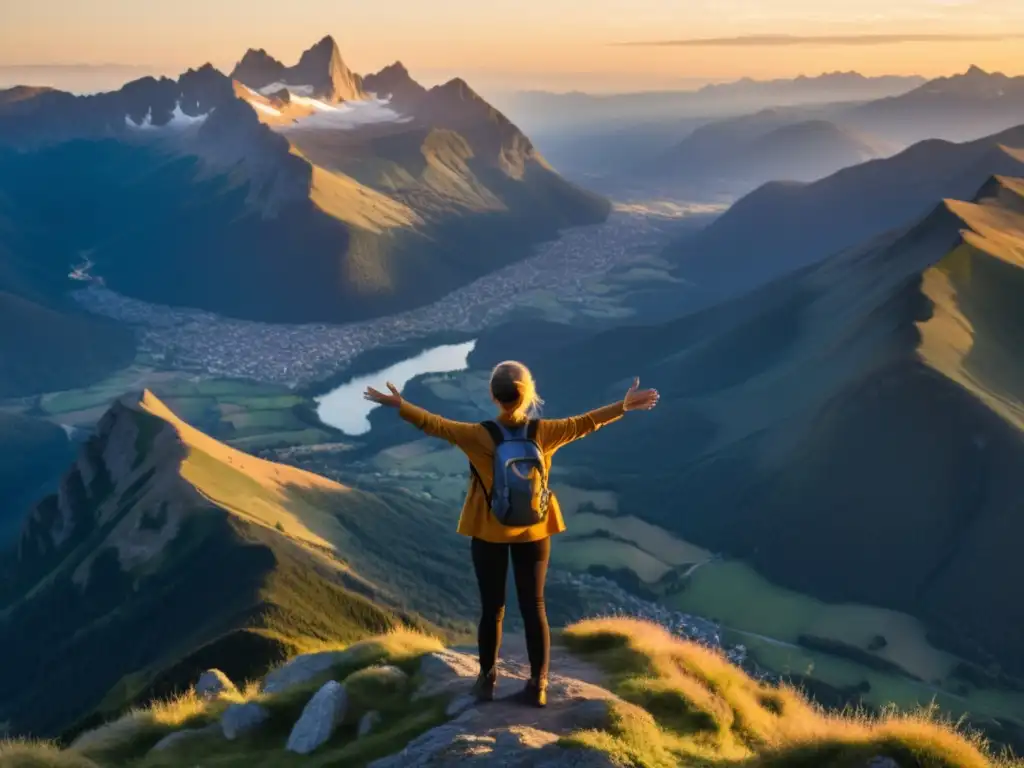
68, 209, 691, 388
3, 17, 1024, 767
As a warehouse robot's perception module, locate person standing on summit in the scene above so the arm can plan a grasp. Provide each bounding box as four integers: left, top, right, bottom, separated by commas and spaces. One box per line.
363, 361, 660, 707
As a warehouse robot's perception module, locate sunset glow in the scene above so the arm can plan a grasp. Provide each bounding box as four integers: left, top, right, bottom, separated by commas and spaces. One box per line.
2, 0, 1023, 93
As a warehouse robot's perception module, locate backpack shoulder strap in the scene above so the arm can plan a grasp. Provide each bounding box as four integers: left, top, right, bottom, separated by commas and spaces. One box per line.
470, 421, 502, 507
480, 420, 504, 446
468, 460, 491, 506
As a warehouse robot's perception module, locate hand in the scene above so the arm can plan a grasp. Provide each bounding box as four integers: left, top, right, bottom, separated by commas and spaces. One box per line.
363, 382, 403, 409
623, 377, 660, 412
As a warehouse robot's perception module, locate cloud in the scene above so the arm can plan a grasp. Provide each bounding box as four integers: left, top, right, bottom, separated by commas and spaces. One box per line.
616, 32, 1024, 47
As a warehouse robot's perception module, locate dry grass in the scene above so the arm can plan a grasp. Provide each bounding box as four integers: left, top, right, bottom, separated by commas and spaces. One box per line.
561, 617, 1021, 768
70, 689, 218, 761
69, 678, 260, 764
0, 740, 99, 768
289, 626, 445, 663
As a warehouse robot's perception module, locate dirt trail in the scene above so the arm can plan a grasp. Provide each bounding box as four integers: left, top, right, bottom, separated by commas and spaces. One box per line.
370, 635, 622, 767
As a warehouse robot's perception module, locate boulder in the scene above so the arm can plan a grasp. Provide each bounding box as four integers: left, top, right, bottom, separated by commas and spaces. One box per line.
286, 680, 349, 755
263, 650, 351, 695
368, 721, 619, 767
195, 669, 238, 700
413, 650, 479, 700
150, 723, 220, 752
221, 702, 269, 740
358, 710, 382, 738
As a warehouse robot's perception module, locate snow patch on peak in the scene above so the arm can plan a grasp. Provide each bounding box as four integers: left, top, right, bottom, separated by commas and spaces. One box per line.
282, 96, 412, 130
168, 102, 211, 128
125, 102, 210, 131
258, 82, 315, 97
125, 108, 155, 130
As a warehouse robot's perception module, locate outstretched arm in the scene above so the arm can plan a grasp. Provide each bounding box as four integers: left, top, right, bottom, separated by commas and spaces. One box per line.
539, 378, 660, 453
364, 382, 487, 451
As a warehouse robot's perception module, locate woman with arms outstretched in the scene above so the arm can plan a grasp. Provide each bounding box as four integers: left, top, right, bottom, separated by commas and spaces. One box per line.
364, 361, 659, 707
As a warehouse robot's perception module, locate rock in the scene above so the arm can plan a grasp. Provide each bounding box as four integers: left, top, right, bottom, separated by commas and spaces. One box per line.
195, 669, 238, 700
413, 650, 479, 700
263, 650, 352, 695
445, 694, 476, 718
150, 723, 220, 752
286, 680, 349, 755
368, 723, 619, 767
358, 710, 382, 738
221, 702, 269, 740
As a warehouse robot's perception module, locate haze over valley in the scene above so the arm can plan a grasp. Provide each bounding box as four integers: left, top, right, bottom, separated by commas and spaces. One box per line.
3, 4, 1024, 766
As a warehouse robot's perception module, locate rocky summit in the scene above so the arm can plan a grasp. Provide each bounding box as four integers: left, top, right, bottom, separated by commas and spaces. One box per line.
23, 618, 1002, 767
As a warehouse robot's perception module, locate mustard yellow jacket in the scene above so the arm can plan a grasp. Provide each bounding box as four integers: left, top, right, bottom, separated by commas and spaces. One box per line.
398, 400, 626, 543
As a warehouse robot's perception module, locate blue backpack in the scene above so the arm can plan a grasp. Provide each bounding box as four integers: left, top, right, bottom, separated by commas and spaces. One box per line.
470, 420, 551, 527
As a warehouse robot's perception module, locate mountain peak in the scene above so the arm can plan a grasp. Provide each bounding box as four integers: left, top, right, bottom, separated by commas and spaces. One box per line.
966, 64, 990, 78
290, 35, 364, 102
362, 61, 426, 108
297, 34, 344, 69
231, 48, 287, 89
434, 77, 477, 100
229, 35, 363, 102
310, 34, 340, 53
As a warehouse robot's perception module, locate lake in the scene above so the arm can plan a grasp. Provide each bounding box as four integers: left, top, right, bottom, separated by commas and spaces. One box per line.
316, 340, 477, 435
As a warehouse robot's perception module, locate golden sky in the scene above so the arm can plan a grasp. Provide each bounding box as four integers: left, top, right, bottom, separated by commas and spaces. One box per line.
2, 0, 1023, 92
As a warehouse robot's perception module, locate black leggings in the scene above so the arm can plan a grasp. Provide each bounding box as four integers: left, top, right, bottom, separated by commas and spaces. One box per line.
471, 537, 551, 682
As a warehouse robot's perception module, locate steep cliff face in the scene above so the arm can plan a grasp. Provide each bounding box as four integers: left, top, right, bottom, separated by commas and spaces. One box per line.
231, 35, 365, 102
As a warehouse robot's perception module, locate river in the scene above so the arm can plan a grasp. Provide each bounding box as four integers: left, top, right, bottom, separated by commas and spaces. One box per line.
315, 340, 477, 435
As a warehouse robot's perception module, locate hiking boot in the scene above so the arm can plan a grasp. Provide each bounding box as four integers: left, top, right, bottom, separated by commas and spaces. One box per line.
472, 669, 497, 702
516, 677, 548, 708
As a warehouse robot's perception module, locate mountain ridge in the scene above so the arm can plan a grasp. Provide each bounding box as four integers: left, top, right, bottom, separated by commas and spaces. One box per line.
665, 126, 1024, 307
0, 35, 609, 340
0, 390, 475, 737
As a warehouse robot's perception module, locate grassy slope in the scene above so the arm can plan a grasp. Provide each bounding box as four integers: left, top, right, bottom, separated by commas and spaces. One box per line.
562, 619, 1020, 768
463, 175, 1024, 686
0, 392, 449, 739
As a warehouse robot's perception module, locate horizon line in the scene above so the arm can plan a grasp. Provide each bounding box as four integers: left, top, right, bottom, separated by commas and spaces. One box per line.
616, 32, 1024, 47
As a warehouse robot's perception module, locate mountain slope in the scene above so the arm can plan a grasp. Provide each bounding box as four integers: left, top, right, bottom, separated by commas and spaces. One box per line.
848, 65, 1024, 145
667, 128, 1024, 308
0, 38, 609, 325
0, 183, 135, 397
0, 391, 473, 738
473, 175, 1024, 682
633, 112, 891, 196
